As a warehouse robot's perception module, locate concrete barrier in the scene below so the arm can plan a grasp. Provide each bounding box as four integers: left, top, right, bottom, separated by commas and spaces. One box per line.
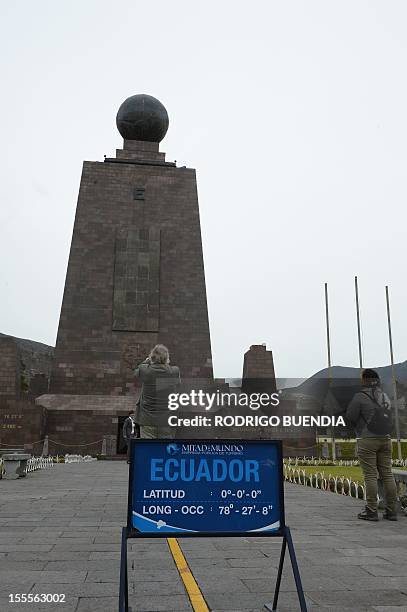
1, 453, 31, 480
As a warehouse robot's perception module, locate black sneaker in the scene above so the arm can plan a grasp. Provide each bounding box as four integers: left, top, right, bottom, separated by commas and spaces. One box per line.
383, 510, 398, 521
358, 507, 379, 521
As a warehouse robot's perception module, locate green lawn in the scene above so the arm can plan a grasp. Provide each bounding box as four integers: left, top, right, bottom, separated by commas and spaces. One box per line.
299, 466, 363, 481
315, 439, 407, 460
289, 465, 407, 482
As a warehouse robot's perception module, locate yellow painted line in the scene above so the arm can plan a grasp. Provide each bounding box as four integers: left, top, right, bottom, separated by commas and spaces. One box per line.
167, 538, 210, 612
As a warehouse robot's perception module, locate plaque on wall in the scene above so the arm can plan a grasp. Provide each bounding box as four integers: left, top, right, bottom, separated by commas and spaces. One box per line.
113, 227, 160, 332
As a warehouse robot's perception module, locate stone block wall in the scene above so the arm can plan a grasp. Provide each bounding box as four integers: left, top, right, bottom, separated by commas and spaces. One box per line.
0, 337, 20, 399
51, 140, 212, 396
37, 394, 137, 455
0, 335, 52, 453
0, 400, 46, 454
241, 344, 276, 394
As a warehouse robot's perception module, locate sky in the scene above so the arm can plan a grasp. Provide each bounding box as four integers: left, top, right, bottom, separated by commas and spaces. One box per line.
1, 1, 407, 379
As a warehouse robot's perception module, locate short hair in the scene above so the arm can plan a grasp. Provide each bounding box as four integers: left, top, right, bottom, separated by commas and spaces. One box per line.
149, 344, 170, 365
361, 368, 380, 385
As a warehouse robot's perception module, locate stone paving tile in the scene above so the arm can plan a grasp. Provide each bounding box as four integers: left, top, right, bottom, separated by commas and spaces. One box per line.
1, 602, 79, 612
212, 609, 263, 612
205, 591, 316, 609
1, 462, 406, 612
85, 569, 120, 583
243, 576, 347, 593
0, 561, 47, 571
130, 595, 193, 611
77, 595, 192, 611
336, 546, 405, 556
132, 579, 186, 595
31, 582, 119, 597
333, 575, 407, 591
264, 607, 374, 612
185, 574, 250, 593
0, 544, 54, 552
131, 569, 186, 582
308, 590, 407, 607
0, 582, 35, 595
6, 551, 91, 561
39, 571, 88, 583
0, 534, 25, 543
372, 607, 407, 611
362, 564, 407, 577
191, 566, 271, 581
88, 551, 122, 560
75, 597, 118, 612
45, 559, 118, 571
227, 556, 278, 568
301, 553, 396, 567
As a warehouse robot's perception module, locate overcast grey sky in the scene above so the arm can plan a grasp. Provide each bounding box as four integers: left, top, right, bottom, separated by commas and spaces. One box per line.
1, 1, 406, 378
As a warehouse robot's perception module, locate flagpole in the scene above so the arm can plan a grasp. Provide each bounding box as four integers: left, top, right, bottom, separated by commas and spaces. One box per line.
324, 283, 336, 460
355, 276, 363, 371
325, 283, 332, 375
385, 286, 402, 461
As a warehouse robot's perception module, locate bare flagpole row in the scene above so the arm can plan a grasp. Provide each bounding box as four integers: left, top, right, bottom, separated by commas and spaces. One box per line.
324, 279, 403, 461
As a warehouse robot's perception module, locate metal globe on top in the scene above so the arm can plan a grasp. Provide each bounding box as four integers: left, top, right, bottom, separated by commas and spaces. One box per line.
116, 94, 169, 142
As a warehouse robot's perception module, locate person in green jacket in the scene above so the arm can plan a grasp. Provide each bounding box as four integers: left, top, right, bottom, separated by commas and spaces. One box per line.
134, 344, 180, 439
347, 368, 397, 522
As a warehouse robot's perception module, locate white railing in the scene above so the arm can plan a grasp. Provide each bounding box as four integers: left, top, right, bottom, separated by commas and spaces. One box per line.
284, 465, 366, 500
26, 456, 54, 473
64, 454, 97, 464
285, 457, 407, 468
1, 453, 99, 478
0, 455, 54, 477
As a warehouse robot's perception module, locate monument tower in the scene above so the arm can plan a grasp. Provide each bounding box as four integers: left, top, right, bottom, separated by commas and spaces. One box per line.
49, 94, 212, 397
37, 94, 212, 452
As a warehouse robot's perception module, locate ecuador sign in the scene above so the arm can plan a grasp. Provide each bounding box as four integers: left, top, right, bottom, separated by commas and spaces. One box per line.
127, 439, 284, 535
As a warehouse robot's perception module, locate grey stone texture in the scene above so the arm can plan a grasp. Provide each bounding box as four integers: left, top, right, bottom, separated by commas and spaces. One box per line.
1, 461, 407, 611
242, 345, 276, 388
0, 335, 49, 454
31, 138, 213, 454
50, 139, 212, 398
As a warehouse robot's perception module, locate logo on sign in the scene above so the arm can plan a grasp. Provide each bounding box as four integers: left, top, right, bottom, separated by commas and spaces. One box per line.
180, 443, 243, 456
166, 443, 180, 455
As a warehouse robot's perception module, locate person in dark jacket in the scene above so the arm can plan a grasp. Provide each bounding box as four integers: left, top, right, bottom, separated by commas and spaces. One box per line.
134, 344, 180, 439
346, 368, 397, 521
122, 411, 139, 463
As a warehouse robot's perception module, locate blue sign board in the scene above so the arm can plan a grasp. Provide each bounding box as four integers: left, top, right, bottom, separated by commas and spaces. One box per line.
128, 439, 284, 535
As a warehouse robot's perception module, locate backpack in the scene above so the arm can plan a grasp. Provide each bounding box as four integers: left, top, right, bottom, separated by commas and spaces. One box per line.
361, 389, 393, 436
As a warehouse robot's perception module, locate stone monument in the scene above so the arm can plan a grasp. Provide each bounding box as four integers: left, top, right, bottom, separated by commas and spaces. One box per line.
37, 94, 213, 454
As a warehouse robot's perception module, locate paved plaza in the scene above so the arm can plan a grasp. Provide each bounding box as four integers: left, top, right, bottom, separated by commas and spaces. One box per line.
0, 461, 406, 612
